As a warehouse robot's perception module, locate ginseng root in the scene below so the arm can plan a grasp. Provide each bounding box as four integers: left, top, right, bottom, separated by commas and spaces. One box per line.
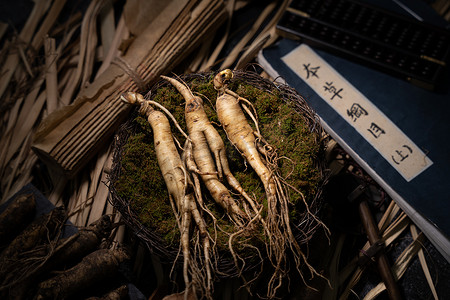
214, 69, 323, 297
121, 92, 213, 299
162, 75, 261, 226
35, 248, 130, 300
2, 215, 113, 299
0, 207, 66, 283
0, 193, 36, 249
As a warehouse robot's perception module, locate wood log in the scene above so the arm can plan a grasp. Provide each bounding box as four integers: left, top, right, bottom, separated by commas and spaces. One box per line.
32, 0, 226, 178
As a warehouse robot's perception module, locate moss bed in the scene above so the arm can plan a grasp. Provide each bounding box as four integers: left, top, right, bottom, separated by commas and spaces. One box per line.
109, 70, 325, 273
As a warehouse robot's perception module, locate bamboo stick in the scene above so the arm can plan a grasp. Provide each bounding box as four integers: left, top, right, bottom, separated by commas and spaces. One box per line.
32, 0, 226, 179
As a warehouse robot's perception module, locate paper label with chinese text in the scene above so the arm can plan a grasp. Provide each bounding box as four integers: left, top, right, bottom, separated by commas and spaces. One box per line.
282, 44, 433, 181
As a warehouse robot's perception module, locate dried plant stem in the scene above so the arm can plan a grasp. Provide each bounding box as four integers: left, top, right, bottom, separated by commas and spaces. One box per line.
44, 36, 59, 114
201, 0, 236, 70
95, 14, 128, 79
235, 0, 290, 69
86, 144, 114, 225
410, 224, 438, 300
60, 0, 105, 105
219, 2, 276, 70
30, 0, 67, 52
0, 0, 50, 99
0, 22, 7, 42
99, 1, 115, 60
68, 172, 91, 226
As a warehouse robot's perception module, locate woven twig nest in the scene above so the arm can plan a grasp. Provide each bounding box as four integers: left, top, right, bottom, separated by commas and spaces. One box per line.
108, 69, 327, 278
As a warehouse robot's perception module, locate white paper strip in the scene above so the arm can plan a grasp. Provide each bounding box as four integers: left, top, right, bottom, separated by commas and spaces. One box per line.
282, 44, 433, 181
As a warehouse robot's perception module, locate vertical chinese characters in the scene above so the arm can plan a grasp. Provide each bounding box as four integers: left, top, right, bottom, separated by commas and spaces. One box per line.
303, 63, 320, 79
392, 145, 413, 165
347, 103, 368, 122
367, 122, 386, 138
323, 81, 343, 100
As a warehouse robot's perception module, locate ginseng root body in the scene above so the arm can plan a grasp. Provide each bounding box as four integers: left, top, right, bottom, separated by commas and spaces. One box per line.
162, 76, 253, 225
213, 69, 317, 298
215, 93, 277, 205
121, 92, 213, 298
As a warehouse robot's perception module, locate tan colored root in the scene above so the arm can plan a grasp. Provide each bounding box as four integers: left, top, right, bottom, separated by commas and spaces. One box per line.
121, 92, 189, 140
162, 75, 254, 226
123, 92, 215, 299
214, 69, 328, 298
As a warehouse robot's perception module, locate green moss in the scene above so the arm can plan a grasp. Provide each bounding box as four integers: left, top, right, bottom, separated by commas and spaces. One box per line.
115, 74, 322, 252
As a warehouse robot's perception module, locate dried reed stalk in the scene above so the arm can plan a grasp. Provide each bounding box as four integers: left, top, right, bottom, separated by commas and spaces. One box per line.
44, 36, 59, 114
410, 224, 439, 300
219, 1, 277, 70
0, 0, 50, 100
86, 144, 114, 225
0, 22, 8, 41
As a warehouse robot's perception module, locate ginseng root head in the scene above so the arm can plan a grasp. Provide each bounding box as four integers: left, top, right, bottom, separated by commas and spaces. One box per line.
120, 92, 145, 106
213, 69, 233, 91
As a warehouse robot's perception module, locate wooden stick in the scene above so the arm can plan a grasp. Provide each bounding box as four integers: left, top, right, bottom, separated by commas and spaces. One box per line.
358, 199, 403, 300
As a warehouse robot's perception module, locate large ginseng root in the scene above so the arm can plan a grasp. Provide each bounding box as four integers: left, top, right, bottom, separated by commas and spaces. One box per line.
3, 215, 113, 299
0, 193, 36, 249
214, 69, 323, 297
35, 248, 130, 300
0, 207, 66, 282
85, 284, 129, 300
162, 75, 260, 226
121, 92, 214, 299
